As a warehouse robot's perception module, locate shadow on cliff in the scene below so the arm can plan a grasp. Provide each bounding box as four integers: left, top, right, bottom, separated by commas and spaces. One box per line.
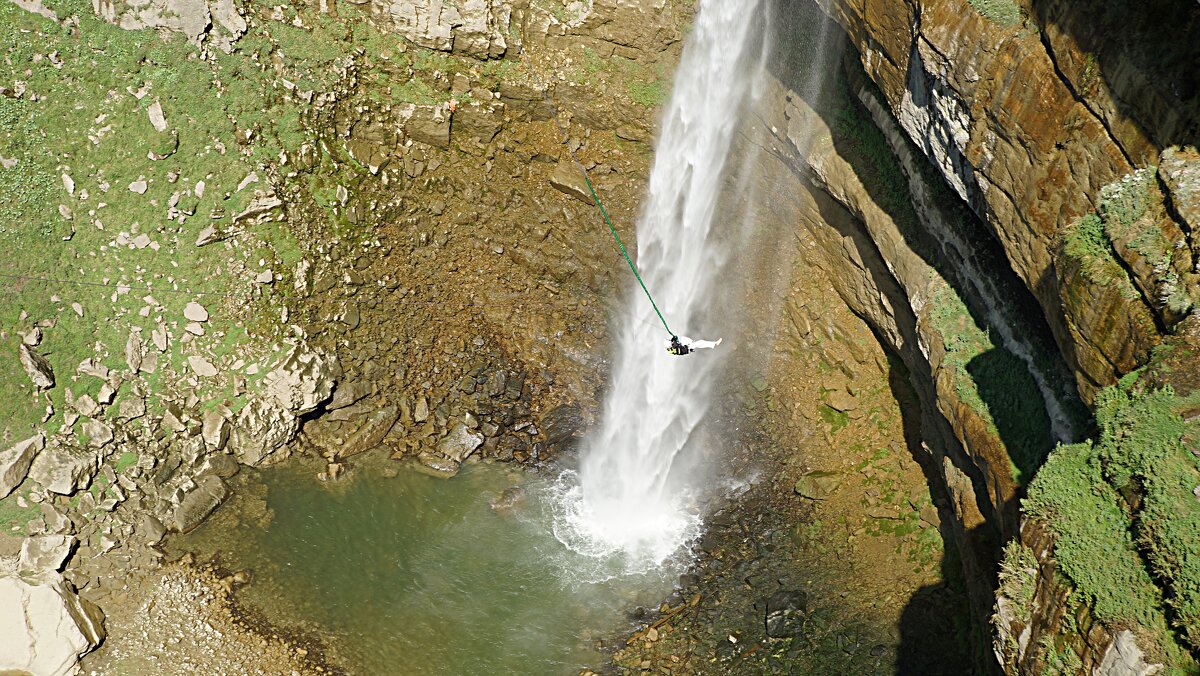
1028, 0, 1200, 159
760, 0, 1076, 672
887, 356, 978, 676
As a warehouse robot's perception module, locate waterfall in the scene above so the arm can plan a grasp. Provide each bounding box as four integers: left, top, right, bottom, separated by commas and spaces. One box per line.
553, 0, 768, 571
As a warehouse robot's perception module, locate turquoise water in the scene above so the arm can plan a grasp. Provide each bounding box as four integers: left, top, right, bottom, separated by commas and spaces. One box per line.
172, 458, 684, 675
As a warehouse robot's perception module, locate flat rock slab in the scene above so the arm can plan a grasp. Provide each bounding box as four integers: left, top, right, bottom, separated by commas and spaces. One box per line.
19, 344, 54, 389
0, 569, 105, 675
0, 434, 45, 499
549, 160, 596, 205
794, 470, 842, 500
171, 474, 229, 532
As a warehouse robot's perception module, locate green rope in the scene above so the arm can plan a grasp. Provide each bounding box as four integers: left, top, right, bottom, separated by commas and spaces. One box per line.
578, 173, 673, 336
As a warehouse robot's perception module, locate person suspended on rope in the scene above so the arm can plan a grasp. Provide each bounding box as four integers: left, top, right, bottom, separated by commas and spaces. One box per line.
665, 335, 723, 356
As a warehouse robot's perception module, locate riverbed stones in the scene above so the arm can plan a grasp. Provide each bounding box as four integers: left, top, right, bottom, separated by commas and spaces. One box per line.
0, 434, 44, 499
0, 567, 105, 675
19, 344, 55, 389
764, 590, 808, 638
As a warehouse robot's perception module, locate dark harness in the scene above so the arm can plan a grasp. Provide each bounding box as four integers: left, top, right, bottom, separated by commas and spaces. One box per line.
667, 336, 691, 356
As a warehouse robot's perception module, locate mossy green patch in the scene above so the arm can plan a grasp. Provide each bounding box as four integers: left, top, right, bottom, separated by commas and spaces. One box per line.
0, 1, 299, 443
0, 484, 42, 536
818, 404, 849, 433
1025, 373, 1200, 663
968, 0, 1022, 27
930, 283, 1054, 484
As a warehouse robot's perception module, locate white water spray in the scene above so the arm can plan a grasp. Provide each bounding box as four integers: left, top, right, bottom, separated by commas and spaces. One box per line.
554, 0, 767, 571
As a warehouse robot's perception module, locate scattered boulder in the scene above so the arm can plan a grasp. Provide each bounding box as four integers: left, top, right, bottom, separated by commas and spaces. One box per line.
338, 406, 400, 458
826, 388, 857, 412
138, 513, 166, 545
80, 419, 113, 448
414, 397, 430, 423
438, 423, 485, 463
233, 398, 298, 466
117, 396, 146, 420
263, 344, 337, 415
452, 100, 504, 141
28, 444, 94, 495
0, 434, 45, 499
549, 160, 596, 204
152, 324, 169, 351
0, 566, 105, 675
17, 534, 77, 574
171, 474, 229, 532
540, 403, 584, 447
764, 590, 808, 638
147, 98, 168, 132
398, 103, 451, 148
232, 191, 283, 224
201, 409, 229, 451
187, 355, 219, 377
413, 451, 461, 478
73, 394, 99, 418
183, 301, 208, 322
125, 330, 143, 373
18, 344, 54, 389
327, 380, 371, 411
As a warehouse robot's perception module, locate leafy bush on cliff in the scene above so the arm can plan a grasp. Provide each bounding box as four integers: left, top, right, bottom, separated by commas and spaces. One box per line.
1025, 374, 1200, 661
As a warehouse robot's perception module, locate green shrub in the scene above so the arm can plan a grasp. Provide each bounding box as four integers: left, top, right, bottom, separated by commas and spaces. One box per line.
1025, 375, 1200, 663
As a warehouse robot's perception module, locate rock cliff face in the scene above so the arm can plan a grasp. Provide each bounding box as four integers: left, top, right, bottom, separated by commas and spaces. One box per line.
814, 0, 1198, 403
780, 0, 1199, 672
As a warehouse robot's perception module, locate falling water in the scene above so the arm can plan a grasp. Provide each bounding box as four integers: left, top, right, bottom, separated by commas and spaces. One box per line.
553, 0, 768, 571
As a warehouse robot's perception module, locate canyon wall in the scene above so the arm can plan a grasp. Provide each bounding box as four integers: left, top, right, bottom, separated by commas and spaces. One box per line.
775, 0, 1199, 672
